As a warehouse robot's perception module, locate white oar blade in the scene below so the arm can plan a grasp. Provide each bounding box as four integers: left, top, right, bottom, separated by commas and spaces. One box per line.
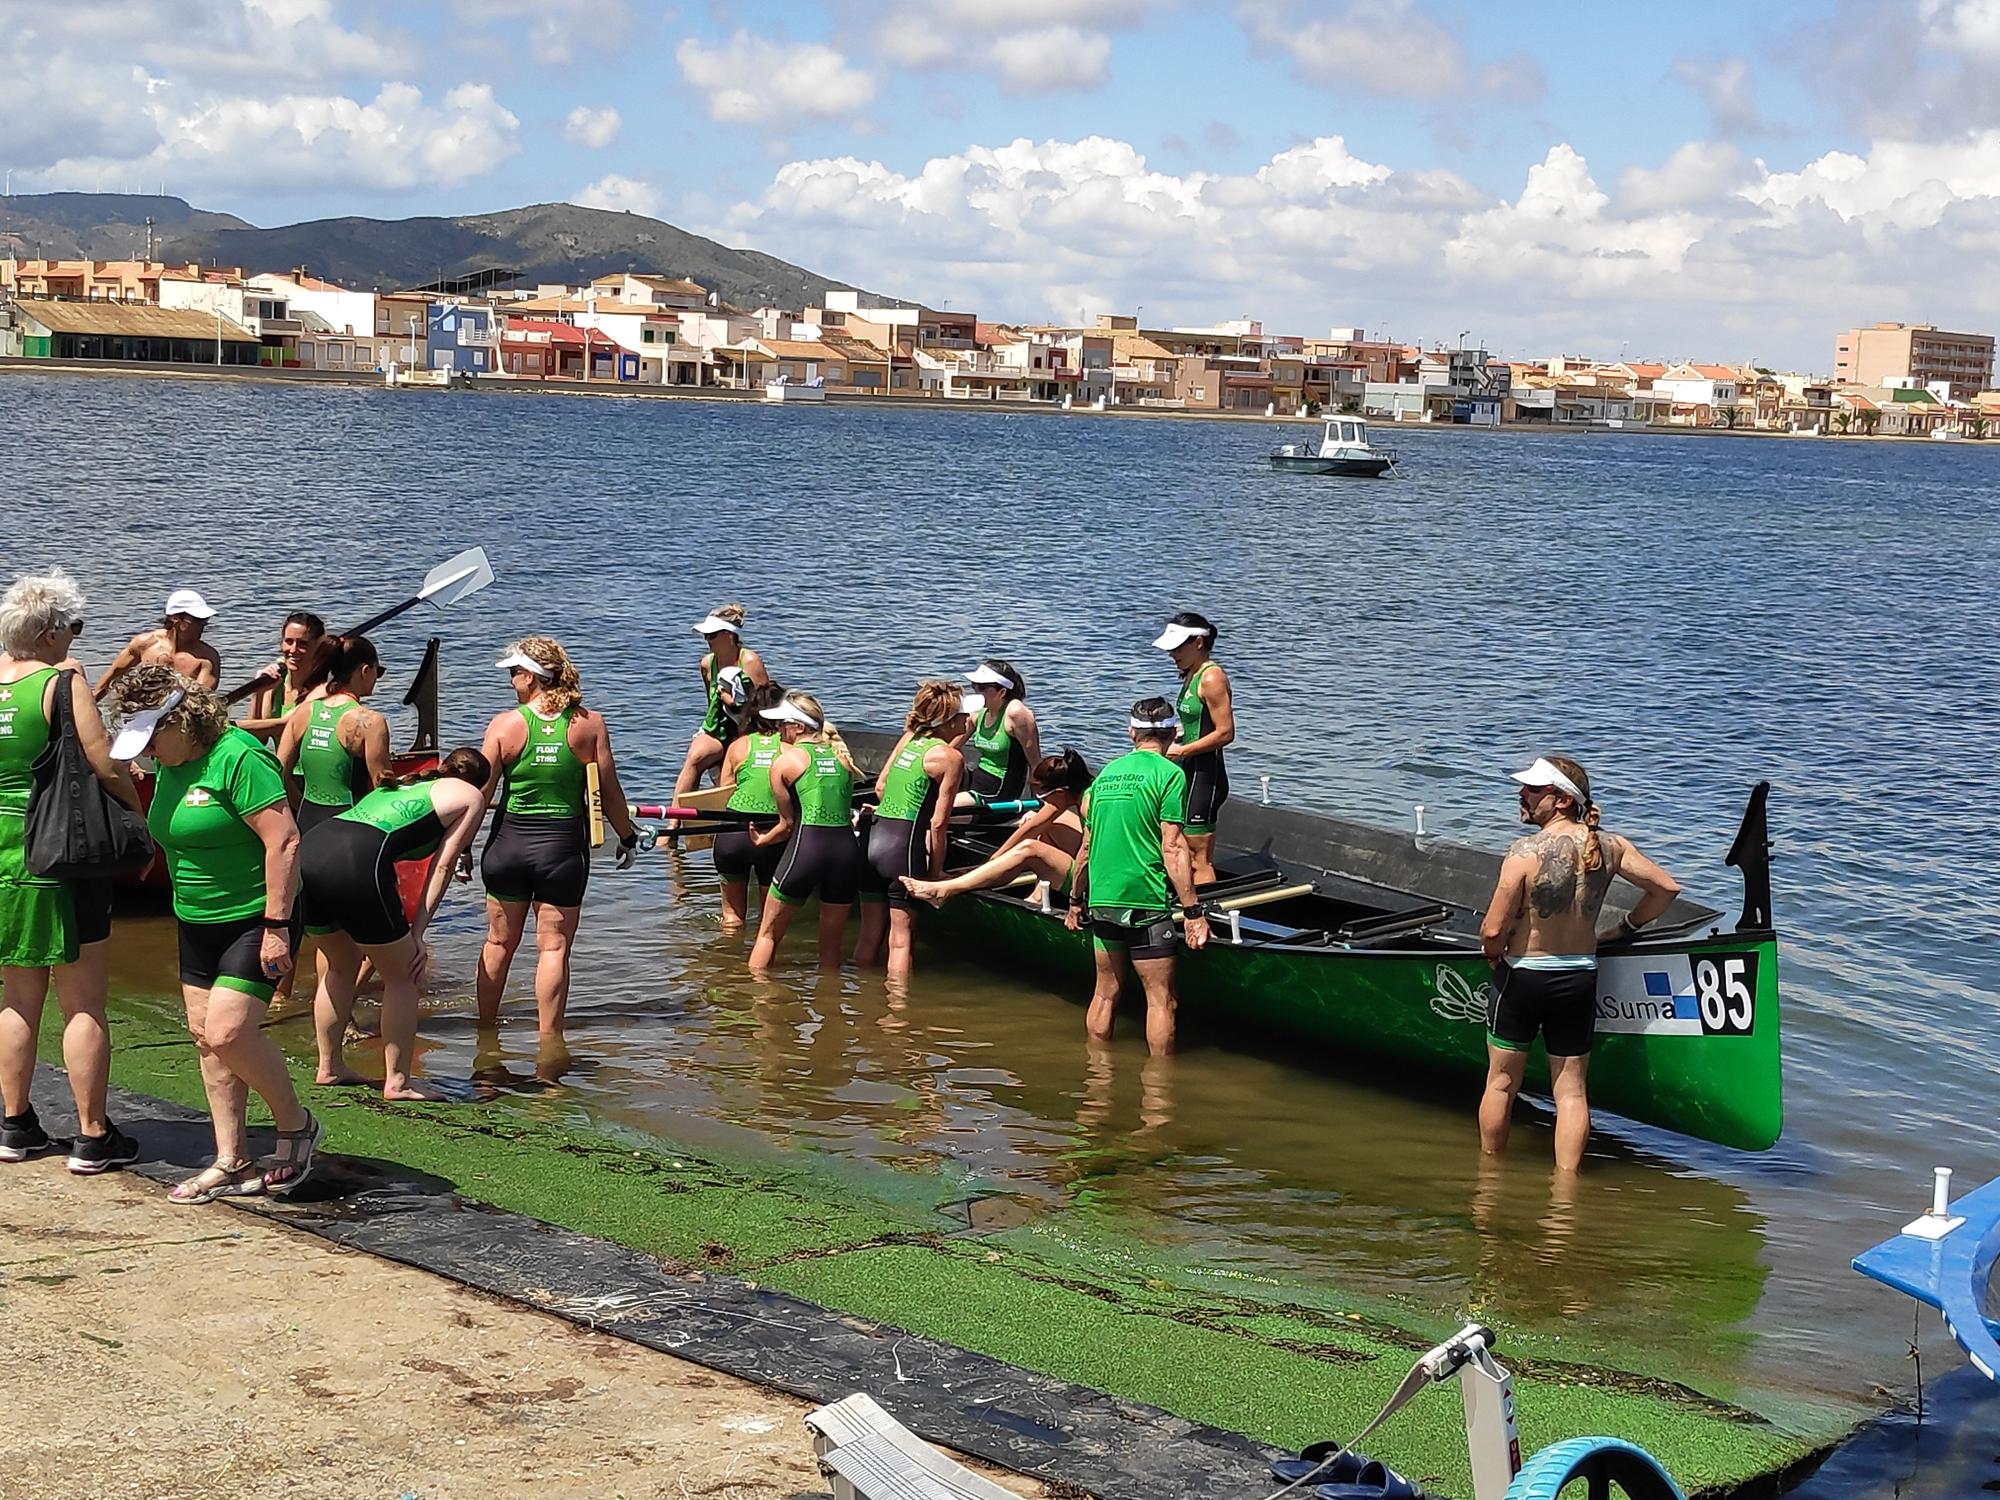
418, 546, 494, 611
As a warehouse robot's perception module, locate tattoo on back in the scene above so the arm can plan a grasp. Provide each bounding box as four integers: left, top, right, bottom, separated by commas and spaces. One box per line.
1509, 831, 1617, 919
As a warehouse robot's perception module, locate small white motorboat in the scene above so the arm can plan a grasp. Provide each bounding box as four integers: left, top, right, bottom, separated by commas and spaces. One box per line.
1270, 416, 1397, 477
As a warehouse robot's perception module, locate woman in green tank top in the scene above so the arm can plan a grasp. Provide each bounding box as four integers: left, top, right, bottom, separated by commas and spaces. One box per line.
748, 692, 865, 971
301, 747, 492, 1101
276, 635, 391, 837
0, 570, 143, 1172
238, 610, 329, 741
669, 604, 769, 821
961, 659, 1040, 802
1153, 611, 1235, 886
856, 681, 973, 975
711, 680, 790, 929
476, 635, 639, 1056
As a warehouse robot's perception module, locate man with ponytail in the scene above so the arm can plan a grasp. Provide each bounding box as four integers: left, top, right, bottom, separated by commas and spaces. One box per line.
1478, 754, 1682, 1171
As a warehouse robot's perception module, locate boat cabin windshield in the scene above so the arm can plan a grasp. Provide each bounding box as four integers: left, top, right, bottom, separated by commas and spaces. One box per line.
1324, 419, 1369, 447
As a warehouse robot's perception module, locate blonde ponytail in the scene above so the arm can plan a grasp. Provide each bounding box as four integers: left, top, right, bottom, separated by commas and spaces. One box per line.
512, 634, 582, 714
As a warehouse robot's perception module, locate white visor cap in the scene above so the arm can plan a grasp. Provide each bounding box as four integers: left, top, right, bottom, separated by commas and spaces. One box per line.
956, 691, 983, 717
759, 700, 821, 730
495, 651, 553, 679
1510, 757, 1588, 807
164, 588, 216, 620
963, 664, 1012, 688
110, 689, 185, 760
692, 614, 741, 636
716, 665, 750, 695
1130, 713, 1179, 732
1152, 621, 1209, 651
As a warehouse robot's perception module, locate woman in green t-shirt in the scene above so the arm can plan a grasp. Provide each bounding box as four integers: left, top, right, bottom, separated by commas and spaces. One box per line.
107, 667, 321, 1204
0, 570, 144, 1175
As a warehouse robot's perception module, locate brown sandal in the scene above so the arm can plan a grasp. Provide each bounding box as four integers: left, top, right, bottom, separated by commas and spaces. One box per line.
168, 1158, 265, 1205
263, 1111, 323, 1197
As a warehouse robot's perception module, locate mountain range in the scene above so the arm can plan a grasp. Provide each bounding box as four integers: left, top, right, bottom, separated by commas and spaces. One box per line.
0, 192, 880, 310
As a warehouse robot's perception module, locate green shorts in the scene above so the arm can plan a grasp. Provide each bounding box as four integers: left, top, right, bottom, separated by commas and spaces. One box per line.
0, 829, 79, 969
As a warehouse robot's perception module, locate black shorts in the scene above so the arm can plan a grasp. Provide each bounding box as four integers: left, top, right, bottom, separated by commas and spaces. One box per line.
863, 815, 928, 908
70, 878, 113, 946
1091, 914, 1178, 961
713, 825, 784, 886
770, 824, 860, 907
1183, 754, 1229, 835
300, 818, 410, 946
1487, 963, 1597, 1058
178, 911, 303, 1002
296, 797, 349, 839
482, 810, 589, 908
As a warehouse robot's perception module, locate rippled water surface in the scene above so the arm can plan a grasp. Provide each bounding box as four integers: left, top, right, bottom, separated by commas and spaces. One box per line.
8, 373, 1999, 1448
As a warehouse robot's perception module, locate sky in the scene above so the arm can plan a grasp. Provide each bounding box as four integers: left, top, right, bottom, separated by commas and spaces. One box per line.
7, 0, 2000, 368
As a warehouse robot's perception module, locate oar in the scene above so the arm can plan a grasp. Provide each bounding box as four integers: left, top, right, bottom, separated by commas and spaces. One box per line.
586, 763, 605, 849
222, 545, 497, 704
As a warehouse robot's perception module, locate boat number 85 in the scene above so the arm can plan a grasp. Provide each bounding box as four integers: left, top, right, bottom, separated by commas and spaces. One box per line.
1694, 953, 1757, 1035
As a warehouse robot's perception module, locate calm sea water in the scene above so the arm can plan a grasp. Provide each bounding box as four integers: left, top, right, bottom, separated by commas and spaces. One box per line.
5, 373, 1997, 1474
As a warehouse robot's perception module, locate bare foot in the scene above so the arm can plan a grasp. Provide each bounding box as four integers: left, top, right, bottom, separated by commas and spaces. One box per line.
901, 878, 946, 909
315, 1067, 370, 1087
381, 1081, 449, 1102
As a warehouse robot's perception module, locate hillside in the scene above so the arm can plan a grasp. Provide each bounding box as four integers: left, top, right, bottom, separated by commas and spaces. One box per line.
0, 193, 881, 309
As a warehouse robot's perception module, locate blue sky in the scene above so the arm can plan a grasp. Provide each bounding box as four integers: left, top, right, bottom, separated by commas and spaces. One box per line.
7, 1, 2000, 367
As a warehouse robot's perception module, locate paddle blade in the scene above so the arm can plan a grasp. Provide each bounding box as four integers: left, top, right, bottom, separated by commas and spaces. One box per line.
419, 546, 494, 611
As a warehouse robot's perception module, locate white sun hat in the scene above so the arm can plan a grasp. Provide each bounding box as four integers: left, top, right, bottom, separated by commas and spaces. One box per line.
164, 588, 216, 620
495, 650, 553, 679
110, 689, 185, 760
963, 663, 1012, 688
759, 700, 821, 729
1151, 620, 1210, 651
692, 613, 742, 636
1510, 757, 1588, 807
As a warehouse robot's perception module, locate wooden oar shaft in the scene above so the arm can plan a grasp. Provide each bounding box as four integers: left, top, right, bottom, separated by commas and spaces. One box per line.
586, 762, 605, 849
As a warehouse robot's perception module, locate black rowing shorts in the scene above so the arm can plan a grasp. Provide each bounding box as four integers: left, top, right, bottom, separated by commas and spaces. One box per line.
1090, 914, 1178, 961
863, 815, 927, 909
1487, 963, 1597, 1058
71, 878, 113, 947
482, 810, 589, 908
178, 911, 302, 1002
712, 826, 784, 886
770, 824, 860, 907
1182, 753, 1229, 835
296, 798, 348, 840
301, 818, 413, 946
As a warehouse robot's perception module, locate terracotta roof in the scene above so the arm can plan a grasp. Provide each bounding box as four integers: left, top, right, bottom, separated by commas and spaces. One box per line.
1690, 364, 1741, 381
13, 301, 257, 340
818, 331, 888, 362
749, 338, 844, 361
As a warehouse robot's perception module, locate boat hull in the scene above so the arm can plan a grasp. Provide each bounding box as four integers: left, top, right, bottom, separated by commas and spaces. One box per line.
923, 891, 1784, 1151
1269, 454, 1394, 477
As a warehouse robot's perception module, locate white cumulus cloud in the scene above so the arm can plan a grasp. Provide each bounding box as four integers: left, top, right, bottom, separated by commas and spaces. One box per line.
675, 31, 876, 128
575, 173, 665, 219
563, 104, 621, 148
876, 0, 1163, 94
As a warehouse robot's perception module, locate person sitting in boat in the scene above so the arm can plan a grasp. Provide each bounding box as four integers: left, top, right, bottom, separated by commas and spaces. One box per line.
902, 748, 1089, 909
1477, 755, 1682, 1173
669, 605, 769, 811
961, 659, 1040, 802
1152, 611, 1233, 887
236, 610, 332, 739
1064, 699, 1209, 1055
93, 588, 222, 699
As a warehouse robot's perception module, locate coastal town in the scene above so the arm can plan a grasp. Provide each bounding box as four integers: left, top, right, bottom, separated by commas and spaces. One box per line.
3, 254, 1995, 438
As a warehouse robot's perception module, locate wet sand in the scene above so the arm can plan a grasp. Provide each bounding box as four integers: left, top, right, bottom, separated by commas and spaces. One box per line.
0, 1162, 1044, 1500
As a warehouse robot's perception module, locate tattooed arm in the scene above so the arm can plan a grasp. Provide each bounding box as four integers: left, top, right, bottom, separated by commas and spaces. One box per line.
1479, 841, 1533, 963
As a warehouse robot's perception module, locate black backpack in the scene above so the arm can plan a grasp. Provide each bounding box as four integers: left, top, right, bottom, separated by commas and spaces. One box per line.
23, 670, 154, 880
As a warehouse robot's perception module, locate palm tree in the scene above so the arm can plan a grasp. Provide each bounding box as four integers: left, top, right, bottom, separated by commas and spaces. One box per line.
1968, 415, 1988, 440
1834, 410, 1852, 434
1857, 409, 1880, 436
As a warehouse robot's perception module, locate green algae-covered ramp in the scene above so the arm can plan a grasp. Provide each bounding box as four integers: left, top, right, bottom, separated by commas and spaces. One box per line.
52, 1003, 1858, 1500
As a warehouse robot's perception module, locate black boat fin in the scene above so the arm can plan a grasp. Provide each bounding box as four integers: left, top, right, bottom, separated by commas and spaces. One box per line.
401, 636, 441, 754
1725, 780, 1773, 933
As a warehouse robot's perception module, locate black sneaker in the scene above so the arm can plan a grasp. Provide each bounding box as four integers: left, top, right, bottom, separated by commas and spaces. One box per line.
0, 1111, 57, 1163
67, 1121, 140, 1176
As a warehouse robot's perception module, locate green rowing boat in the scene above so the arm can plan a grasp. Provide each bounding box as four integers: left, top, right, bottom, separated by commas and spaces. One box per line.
851, 732, 1783, 1153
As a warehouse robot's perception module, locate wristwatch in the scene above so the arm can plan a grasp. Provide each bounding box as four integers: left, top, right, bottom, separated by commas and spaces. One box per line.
1181, 903, 1205, 920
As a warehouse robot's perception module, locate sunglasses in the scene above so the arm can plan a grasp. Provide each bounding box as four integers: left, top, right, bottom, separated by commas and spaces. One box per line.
64, 618, 83, 636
